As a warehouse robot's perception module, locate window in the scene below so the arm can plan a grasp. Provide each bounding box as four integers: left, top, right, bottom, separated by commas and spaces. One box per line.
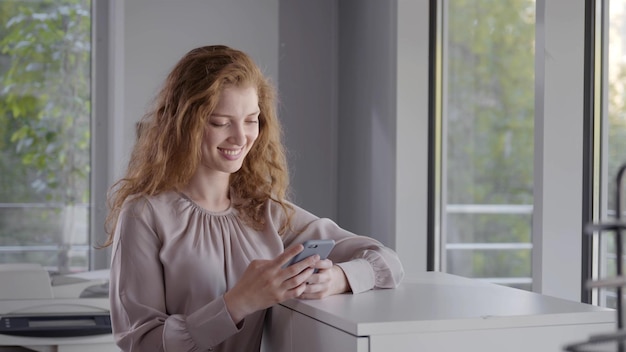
0, 0, 93, 274
436, 0, 536, 290
595, 0, 626, 308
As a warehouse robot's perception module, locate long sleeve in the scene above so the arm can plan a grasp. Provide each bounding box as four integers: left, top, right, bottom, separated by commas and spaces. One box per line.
109, 196, 243, 352
277, 203, 405, 294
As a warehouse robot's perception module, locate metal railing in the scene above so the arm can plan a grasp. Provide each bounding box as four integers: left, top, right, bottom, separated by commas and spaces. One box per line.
444, 203, 533, 287
0, 202, 91, 272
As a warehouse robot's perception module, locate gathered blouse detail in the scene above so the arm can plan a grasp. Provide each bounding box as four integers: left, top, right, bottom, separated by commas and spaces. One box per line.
109, 191, 404, 352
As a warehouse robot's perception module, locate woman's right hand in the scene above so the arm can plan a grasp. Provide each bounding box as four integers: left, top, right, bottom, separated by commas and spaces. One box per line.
223, 244, 319, 324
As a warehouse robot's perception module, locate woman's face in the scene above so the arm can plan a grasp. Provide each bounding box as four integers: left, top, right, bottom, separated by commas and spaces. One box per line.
200, 85, 260, 175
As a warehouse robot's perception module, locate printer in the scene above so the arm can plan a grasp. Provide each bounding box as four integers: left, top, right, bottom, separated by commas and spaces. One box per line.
0, 263, 116, 352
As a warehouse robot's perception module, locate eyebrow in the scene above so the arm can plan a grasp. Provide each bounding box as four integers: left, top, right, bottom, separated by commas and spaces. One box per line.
210, 110, 261, 118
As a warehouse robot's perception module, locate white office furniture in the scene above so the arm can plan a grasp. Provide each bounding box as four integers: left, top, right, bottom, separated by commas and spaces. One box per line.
0, 298, 116, 352
0, 265, 53, 300
0, 334, 115, 352
0, 265, 115, 352
263, 271, 615, 352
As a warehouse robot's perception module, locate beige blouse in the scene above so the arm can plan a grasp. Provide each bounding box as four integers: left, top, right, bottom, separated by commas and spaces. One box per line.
109, 191, 404, 352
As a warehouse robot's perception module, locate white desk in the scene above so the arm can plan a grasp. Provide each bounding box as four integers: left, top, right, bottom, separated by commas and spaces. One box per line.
264, 272, 616, 352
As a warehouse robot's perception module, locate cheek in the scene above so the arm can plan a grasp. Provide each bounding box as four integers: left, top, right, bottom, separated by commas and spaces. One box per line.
248, 128, 260, 144
203, 129, 220, 146
244, 132, 260, 156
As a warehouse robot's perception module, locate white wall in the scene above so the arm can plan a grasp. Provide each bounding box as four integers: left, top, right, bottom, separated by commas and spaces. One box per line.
395, 0, 430, 276
532, 0, 586, 302
110, 0, 280, 180
278, 0, 338, 219
279, 0, 428, 277
336, 0, 398, 247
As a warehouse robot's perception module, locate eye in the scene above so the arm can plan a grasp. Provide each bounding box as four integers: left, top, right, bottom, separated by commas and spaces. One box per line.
246, 119, 259, 125
209, 121, 229, 127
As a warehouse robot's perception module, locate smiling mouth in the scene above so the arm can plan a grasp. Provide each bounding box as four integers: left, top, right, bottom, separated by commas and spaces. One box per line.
219, 147, 243, 158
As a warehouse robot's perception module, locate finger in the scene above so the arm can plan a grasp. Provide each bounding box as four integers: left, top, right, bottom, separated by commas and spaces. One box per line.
284, 267, 315, 290
299, 289, 326, 300
284, 254, 320, 278
312, 259, 333, 271
300, 280, 331, 299
300, 284, 318, 297
277, 244, 304, 267
288, 281, 309, 298
303, 271, 328, 285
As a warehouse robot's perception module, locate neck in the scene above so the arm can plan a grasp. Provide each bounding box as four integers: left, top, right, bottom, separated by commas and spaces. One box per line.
183, 171, 231, 212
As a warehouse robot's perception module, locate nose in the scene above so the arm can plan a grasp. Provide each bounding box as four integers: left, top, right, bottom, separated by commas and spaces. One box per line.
229, 122, 246, 146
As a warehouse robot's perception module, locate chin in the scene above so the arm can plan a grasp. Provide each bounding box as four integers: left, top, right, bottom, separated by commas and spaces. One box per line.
224, 164, 244, 174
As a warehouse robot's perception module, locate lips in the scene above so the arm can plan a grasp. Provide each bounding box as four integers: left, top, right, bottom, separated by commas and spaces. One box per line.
218, 147, 243, 160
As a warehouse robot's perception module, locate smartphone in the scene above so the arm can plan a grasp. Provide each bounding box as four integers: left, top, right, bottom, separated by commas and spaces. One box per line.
285, 239, 335, 272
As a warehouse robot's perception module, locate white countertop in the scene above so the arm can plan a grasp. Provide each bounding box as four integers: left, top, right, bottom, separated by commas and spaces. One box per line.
280, 271, 615, 336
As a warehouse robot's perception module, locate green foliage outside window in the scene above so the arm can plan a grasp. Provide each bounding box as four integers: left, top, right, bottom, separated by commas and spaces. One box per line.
445, 0, 535, 286
0, 0, 91, 272
0, 0, 91, 204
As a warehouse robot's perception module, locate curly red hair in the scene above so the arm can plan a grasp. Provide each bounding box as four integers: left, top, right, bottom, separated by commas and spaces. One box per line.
103, 45, 292, 247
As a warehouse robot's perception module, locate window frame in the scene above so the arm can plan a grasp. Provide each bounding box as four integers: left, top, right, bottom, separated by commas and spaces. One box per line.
428, 0, 592, 302
90, 0, 111, 270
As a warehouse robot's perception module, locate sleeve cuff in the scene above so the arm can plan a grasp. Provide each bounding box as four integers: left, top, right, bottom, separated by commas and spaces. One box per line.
336, 259, 375, 294
175, 296, 242, 349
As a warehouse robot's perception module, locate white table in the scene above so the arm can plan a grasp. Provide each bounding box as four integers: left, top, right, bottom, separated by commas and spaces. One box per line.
263, 271, 616, 352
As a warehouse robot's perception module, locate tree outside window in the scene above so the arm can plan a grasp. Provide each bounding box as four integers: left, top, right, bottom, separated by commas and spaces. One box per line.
0, 0, 91, 273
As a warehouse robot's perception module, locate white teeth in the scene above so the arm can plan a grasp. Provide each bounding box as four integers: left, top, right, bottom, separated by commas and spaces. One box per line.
221, 148, 241, 156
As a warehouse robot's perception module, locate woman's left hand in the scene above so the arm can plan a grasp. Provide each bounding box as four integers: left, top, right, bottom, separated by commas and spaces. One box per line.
298, 260, 351, 299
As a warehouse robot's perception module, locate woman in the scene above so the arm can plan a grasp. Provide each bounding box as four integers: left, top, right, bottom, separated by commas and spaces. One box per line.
105, 45, 404, 351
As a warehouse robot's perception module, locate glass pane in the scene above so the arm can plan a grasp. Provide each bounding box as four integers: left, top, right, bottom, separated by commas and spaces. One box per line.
0, 0, 92, 273
599, 0, 626, 308
444, 0, 536, 289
